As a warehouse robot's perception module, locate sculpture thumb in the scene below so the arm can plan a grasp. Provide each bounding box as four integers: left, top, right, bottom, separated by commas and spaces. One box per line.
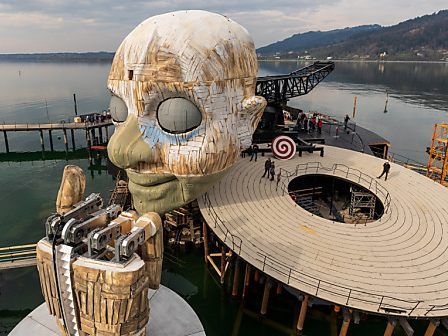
56, 165, 86, 214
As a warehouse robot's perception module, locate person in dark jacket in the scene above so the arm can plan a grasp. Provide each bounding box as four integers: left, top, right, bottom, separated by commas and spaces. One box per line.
378, 161, 391, 180
270, 162, 276, 181
262, 158, 271, 178
250, 144, 259, 162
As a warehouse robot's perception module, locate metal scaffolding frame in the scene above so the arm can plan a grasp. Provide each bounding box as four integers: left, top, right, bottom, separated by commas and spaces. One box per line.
349, 187, 376, 220
426, 123, 448, 187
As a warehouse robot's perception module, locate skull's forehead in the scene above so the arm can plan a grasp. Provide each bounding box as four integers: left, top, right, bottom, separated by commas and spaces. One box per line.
108, 10, 258, 86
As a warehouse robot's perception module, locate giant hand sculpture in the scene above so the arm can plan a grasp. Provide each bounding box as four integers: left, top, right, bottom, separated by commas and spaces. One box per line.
107, 10, 266, 214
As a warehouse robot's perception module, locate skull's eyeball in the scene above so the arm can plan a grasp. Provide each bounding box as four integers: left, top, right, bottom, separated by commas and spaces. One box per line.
109, 95, 128, 123
157, 98, 202, 134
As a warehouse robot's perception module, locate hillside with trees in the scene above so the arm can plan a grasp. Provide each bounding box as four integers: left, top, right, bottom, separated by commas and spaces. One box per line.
257, 10, 448, 61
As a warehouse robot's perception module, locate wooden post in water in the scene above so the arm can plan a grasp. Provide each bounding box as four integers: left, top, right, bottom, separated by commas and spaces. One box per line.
296, 294, 309, 333
48, 130, 54, 151
260, 278, 272, 315
63, 129, 69, 153
3, 131, 9, 153
242, 264, 251, 299
91, 128, 96, 145
254, 269, 260, 284
424, 320, 439, 336
73, 93, 78, 116
383, 319, 396, 336
105, 126, 109, 142
203, 221, 209, 265
352, 96, 357, 119
70, 129, 75, 150
232, 258, 240, 297
39, 130, 45, 152
220, 246, 226, 284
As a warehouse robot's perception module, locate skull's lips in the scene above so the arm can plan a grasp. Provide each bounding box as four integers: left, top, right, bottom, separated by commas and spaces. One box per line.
126, 169, 176, 187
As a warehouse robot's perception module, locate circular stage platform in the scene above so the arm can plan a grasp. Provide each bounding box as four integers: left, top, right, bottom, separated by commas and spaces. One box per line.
198, 145, 448, 318
9, 285, 206, 336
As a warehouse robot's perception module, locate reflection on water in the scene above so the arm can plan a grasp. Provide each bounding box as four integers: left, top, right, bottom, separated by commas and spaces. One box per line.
0, 61, 447, 335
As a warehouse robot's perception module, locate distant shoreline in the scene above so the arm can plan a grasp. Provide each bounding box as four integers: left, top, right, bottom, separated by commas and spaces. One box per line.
258, 58, 448, 64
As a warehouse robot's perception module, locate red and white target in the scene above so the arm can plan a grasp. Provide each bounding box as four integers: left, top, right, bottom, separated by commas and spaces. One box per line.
271, 135, 296, 160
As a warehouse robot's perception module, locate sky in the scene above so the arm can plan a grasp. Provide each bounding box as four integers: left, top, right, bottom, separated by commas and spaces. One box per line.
0, 0, 446, 53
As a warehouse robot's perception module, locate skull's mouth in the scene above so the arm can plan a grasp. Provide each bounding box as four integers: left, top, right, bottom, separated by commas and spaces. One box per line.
126, 168, 177, 187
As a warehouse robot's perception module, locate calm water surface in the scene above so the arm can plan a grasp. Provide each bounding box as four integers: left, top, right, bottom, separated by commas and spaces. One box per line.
0, 61, 447, 335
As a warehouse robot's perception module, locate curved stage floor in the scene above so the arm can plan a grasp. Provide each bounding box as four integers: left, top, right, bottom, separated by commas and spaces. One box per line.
10, 285, 205, 336
198, 145, 448, 318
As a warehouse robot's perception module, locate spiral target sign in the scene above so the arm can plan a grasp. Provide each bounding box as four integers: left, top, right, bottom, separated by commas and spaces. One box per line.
271, 135, 296, 160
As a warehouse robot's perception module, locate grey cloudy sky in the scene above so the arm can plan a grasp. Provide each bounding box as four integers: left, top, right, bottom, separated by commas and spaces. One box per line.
0, 0, 446, 53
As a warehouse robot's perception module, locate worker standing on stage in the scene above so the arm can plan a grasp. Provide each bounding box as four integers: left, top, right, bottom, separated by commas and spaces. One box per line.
262, 158, 271, 178
377, 161, 391, 181
318, 119, 323, 134
270, 162, 276, 181
250, 144, 259, 162
344, 114, 350, 130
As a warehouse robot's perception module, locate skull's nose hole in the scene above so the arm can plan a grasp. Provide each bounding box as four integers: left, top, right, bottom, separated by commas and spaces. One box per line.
128, 70, 134, 80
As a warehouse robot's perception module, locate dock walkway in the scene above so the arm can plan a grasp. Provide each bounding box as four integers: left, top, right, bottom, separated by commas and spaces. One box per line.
198, 145, 448, 318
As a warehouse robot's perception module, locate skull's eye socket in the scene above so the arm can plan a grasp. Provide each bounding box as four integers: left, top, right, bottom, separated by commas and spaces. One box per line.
157, 98, 202, 134
109, 95, 128, 123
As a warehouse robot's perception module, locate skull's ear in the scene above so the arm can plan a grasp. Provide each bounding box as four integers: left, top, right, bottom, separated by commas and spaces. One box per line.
241, 96, 267, 130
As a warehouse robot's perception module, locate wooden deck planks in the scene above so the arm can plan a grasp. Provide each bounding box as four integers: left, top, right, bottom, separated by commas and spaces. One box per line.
199, 145, 448, 317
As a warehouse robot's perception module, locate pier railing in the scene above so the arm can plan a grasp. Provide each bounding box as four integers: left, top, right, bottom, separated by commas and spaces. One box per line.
202, 193, 242, 254
0, 244, 37, 269
279, 162, 391, 213
255, 251, 423, 316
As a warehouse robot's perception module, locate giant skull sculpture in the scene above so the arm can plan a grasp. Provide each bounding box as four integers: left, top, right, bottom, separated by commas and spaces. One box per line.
107, 10, 266, 214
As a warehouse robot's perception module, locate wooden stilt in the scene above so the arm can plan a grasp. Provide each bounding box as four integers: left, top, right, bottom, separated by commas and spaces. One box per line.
203, 222, 209, 265
383, 320, 396, 336
3, 131, 9, 153
220, 246, 226, 284
63, 129, 68, 153
70, 129, 75, 150
232, 259, 240, 297
48, 130, 54, 151
296, 294, 309, 333
424, 320, 440, 336
254, 269, 260, 283
91, 128, 96, 145
242, 264, 251, 299
105, 126, 109, 142
276, 283, 283, 295
339, 313, 351, 336
39, 130, 45, 152
260, 279, 272, 315
98, 127, 103, 144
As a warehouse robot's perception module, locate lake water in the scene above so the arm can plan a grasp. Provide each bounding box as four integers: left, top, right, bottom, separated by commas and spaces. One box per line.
0, 60, 447, 335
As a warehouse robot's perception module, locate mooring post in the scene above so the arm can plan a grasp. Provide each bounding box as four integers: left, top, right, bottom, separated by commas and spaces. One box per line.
297, 294, 309, 333
203, 221, 209, 265
63, 129, 69, 153
3, 131, 9, 153
242, 264, 251, 299
70, 129, 75, 150
424, 320, 440, 336
383, 319, 396, 336
220, 246, 226, 284
48, 130, 54, 151
73, 93, 78, 115
232, 258, 240, 297
39, 130, 45, 152
260, 278, 272, 315
339, 310, 351, 336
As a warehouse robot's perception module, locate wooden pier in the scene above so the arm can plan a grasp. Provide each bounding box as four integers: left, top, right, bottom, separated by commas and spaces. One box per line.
0, 244, 37, 270
0, 117, 113, 153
